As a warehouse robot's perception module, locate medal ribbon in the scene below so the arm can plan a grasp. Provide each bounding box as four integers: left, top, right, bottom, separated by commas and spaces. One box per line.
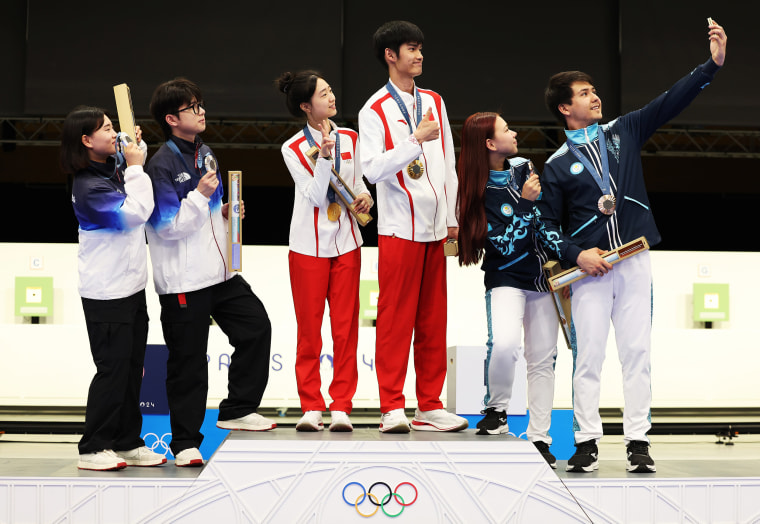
566, 130, 611, 197
385, 81, 422, 135
166, 138, 211, 177
303, 124, 354, 204
386, 80, 424, 176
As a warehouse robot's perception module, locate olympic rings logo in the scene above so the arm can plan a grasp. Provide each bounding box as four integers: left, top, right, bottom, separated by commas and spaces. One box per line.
142, 432, 172, 456
342, 481, 418, 518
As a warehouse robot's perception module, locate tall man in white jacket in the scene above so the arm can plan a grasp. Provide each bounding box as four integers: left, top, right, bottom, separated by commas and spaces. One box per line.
358, 21, 467, 433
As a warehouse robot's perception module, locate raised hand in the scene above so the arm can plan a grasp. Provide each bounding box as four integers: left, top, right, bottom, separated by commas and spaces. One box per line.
123, 141, 144, 167
318, 122, 335, 158
708, 19, 727, 67
521, 173, 541, 201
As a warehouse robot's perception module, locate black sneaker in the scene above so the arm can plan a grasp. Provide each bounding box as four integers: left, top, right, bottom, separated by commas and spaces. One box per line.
566, 439, 599, 472
626, 440, 656, 473
475, 408, 508, 435
533, 441, 557, 469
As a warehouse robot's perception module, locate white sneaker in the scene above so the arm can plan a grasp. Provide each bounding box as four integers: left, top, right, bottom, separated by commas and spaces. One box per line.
78, 450, 127, 471
329, 411, 353, 432
296, 411, 324, 432
114, 446, 167, 467
412, 408, 468, 432
217, 412, 277, 431
174, 447, 203, 467
379, 408, 410, 433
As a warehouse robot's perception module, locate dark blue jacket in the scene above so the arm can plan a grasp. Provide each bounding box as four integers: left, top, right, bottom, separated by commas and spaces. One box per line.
537, 58, 721, 267
482, 157, 551, 292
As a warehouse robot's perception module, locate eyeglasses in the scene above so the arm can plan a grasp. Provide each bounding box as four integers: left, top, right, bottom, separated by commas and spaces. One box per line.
176, 102, 204, 115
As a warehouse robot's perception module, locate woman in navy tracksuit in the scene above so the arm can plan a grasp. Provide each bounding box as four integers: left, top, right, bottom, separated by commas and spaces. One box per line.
457, 111, 558, 468
62, 106, 164, 471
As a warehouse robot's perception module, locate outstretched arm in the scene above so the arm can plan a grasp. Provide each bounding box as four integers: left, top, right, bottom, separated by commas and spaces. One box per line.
618, 20, 727, 147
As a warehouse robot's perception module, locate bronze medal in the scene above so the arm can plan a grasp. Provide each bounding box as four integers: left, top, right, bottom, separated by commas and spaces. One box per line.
327, 202, 342, 221
598, 194, 616, 215
407, 159, 424, 179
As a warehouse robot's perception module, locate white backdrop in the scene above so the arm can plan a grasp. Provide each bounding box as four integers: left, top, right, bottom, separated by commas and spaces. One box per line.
1, 243, 758, 410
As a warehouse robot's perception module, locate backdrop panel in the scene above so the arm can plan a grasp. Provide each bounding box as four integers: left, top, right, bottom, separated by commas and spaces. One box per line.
621, 1, 757, 126
24, 1, 343, 118
341, 1, 621, 121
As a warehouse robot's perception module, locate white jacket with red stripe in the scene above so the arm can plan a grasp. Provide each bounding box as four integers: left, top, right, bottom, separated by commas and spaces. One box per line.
281, 122, 370, 257
358, 80, 458, 242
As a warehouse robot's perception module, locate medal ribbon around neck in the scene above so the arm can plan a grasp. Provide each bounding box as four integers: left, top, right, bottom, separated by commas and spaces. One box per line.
385, 80, 422, 135
386, 81, 425, 178
302, 124, 354, 205
566, 130, 612, 197
166, 139, 212, 177
566, 130, 615, 214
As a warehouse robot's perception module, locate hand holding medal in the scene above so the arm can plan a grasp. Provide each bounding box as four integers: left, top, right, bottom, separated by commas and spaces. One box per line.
121, 140, 144, 167
522, 161, 541, 201
197, 160, 219, 198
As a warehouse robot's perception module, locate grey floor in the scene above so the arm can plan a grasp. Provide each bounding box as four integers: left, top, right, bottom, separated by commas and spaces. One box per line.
1, 429, 758, 480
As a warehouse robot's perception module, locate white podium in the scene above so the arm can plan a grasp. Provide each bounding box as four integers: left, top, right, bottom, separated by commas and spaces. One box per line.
141, 429, 591, 523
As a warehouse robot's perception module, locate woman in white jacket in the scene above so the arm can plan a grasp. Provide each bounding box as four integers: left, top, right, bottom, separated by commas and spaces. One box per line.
278, 70, 373, 432
62, 106, 164, 471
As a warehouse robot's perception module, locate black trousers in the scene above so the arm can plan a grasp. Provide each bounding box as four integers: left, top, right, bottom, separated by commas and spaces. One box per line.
159, 275, 272, 455
79, 290, 149, 454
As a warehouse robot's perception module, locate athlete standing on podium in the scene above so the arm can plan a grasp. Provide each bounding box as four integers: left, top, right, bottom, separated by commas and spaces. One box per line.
358, 20, 467, 433
62, 107, 165, 471
145, 78, 276, 468
278, 70, 373, 433
457, 112, 559, 468
538, 20, 727, 473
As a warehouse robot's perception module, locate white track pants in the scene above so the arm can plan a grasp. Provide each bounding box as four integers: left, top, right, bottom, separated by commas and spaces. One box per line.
570, 252, 653, 444
485, 286, 559, 443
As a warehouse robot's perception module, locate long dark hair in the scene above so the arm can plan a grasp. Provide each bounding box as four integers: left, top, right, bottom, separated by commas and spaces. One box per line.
456, 112, 498, 267
60, 106, 106, 175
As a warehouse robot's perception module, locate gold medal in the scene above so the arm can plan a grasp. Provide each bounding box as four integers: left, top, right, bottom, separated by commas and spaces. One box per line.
327, 202, 342, 221
598, 194, 616, 215
407, 159, 424, 179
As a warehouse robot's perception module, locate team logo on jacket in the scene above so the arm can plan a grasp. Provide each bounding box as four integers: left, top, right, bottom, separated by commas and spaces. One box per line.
607, 133, 621, 162
501, 203, 514, 217
175, 172, 191, 183
570, 162, 584, 175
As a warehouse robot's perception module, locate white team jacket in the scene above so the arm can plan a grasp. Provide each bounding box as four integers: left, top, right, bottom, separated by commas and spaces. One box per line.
281, 122, 370, 257
358, 80, 458, 242
74, 142, 153, 300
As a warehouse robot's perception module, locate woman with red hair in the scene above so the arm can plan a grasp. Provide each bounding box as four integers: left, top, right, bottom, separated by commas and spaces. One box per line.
457, 112, 559, 467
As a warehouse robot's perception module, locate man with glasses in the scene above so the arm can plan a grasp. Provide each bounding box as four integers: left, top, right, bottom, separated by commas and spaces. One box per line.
145, 77, 276, 468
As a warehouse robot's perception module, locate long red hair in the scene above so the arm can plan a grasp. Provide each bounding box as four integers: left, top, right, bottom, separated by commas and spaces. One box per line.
457, 112, 498, 266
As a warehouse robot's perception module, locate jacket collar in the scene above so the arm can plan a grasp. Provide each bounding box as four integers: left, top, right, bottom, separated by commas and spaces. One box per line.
565, 122, 599, 145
